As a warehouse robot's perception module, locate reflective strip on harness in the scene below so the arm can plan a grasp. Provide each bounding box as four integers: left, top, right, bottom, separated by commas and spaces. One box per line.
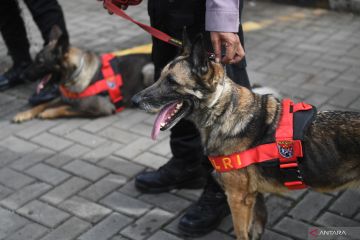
59, 53, 124, 112
208, 98, 313, 190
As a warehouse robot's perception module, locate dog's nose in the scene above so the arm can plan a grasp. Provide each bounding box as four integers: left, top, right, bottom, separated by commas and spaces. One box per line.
131, 93, 142, 107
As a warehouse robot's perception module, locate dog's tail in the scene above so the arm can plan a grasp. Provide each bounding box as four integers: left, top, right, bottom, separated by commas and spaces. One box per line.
252, 84, 282, 99
142, 63, 155, 87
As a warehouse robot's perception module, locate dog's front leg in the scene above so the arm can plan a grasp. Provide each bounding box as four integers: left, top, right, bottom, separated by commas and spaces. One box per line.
37, 105, 84, 119
12, 98, 61, 123
227, 190, 257, 240
221, 171, 259, 240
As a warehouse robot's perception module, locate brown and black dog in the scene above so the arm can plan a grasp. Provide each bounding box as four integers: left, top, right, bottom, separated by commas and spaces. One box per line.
132, 33, 360, 240
13, 25, 154, 123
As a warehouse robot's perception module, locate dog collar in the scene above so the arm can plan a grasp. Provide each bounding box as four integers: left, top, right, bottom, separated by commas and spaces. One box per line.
208, 82, 225, 108
69, 53, 86, 81
208, 99, 313, 190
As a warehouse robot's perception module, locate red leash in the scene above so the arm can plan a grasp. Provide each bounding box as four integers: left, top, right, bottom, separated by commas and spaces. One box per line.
103, 0, 182, 47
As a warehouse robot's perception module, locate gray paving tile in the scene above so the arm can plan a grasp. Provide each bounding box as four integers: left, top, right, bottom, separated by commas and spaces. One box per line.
10, 148, 54, 171
80, 174, 127, 201
139, 193, 191, 214
39, 217, 91, 240
26, 163, 70, 186
45, 144, 90, 167
81, 115, 119, 133
6, 223, 48, 240
114, 137, 156, 160
41, 177, 90, 205
15, 120, 58, 139
0, 136, 38, 153
18, 200, 70, 228
100, 192, 152, 217
62, 160, 109, 181
133, 152, 168, 169
0, 168, 34, 190
82, 142, 123, 163
121, 208, 174, 240
97, 156, 145, 178
78, 213, 132, 240
329, 190, 360, 217
1, 182, 51, 210
0, 207, 29, 239
65, 129, 107, 147
59, 196, 111, 223
316, 211, 360, 227
274, 217, 312, 239
98, 127, 140, 144
289, 191, 332, 221
147, 230, 182, 240
31, 132, 73, 151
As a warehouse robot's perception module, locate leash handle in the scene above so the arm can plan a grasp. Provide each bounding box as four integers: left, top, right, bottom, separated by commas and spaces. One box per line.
104, 0, 182, 47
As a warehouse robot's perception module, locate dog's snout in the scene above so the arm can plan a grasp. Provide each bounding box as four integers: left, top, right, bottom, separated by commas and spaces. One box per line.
131, 93, 142, 107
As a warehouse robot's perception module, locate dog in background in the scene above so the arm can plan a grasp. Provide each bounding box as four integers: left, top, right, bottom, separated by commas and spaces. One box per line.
132, 32, 360, 240
13, 25, 154, 123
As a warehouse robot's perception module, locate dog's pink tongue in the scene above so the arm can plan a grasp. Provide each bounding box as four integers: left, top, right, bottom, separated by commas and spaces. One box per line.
151, 102, 177, 140
36, 74, 51, 94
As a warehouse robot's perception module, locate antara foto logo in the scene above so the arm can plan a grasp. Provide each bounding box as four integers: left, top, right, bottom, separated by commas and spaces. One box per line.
309, 227, 319, 238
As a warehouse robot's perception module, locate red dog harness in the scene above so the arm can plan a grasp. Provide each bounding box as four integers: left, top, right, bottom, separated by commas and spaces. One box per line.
208, 99, 314, 190
60, 53, 125, 112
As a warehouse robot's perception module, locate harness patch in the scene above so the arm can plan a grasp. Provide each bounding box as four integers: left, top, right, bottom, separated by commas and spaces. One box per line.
277, 140, 294, 159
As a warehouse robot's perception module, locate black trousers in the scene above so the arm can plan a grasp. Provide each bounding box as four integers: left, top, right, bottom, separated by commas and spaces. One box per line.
148, 0, 250, 179
0, 0, 68, 66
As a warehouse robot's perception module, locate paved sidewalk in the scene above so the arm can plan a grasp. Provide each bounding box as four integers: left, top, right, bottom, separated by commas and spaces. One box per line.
0, 1, 360, 240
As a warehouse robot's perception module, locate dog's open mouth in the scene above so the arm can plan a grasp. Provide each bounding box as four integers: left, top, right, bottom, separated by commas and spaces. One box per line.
151, 100, 191, 140
36, 74, 52, 94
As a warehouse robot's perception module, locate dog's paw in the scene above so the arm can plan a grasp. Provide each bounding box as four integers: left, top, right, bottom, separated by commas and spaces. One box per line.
12, 111, 34, 123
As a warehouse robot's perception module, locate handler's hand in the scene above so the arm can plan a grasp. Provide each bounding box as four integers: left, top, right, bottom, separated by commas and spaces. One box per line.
210, 32, 245, 64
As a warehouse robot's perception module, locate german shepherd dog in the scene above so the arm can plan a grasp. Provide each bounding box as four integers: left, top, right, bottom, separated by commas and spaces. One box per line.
132, 33, 360, 240
13, 25, 154, 123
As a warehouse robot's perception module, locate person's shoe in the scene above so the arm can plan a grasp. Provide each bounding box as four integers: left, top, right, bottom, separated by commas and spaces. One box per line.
135, 158, 207, 193
0, 62, 31, 91
178, 178, 230, 237
28, 83, 60, 106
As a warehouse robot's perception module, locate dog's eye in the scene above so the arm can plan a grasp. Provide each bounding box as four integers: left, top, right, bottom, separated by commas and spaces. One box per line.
167, 76, 177, 85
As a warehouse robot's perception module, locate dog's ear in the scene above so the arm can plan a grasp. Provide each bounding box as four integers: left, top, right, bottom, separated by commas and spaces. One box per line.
190, 34, 209, 77
180, 27, 191, 56
48, 25, 69, 56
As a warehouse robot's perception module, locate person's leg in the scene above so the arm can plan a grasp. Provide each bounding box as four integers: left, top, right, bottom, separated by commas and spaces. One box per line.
135, 0, 208, 193
23, 0, 69, 105
23, 0, 69, 45
0, 0, 32, 90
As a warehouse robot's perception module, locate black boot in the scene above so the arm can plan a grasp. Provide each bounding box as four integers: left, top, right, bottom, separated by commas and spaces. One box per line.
178, 176, 230, 237
28, 83, 60, 106
135, 157, 207, 193
0, 62, 31, 91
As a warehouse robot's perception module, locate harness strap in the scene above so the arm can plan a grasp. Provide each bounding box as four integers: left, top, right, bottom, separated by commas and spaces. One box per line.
275, 99, 312, 190
209, 140, 303, 172
59, 53, 124, 112
208, 98, 313, 190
